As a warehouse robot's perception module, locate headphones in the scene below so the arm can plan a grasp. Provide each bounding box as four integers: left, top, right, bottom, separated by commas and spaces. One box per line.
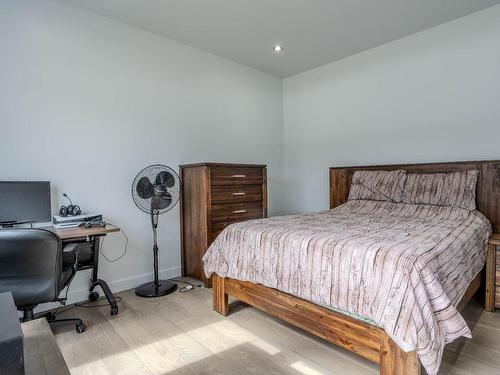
59, 193, 81, 217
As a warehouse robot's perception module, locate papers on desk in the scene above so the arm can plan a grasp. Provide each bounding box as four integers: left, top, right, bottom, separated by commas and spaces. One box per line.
52, 213, 102, 225
54, 222, 82, 229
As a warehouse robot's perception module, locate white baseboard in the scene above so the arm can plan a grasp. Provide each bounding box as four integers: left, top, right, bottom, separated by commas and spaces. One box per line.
34, 266, 181, 313
104, 265, 182, 295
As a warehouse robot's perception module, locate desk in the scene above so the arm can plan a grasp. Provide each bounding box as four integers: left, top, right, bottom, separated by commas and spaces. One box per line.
42, 225, 121, 316
49, 224, 120, 240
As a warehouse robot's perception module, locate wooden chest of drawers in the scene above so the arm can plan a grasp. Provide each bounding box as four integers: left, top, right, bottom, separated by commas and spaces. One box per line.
180, 163, 267, 285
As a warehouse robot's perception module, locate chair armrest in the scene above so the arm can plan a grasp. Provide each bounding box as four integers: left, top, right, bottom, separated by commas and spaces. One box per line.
62, 243, 79, 267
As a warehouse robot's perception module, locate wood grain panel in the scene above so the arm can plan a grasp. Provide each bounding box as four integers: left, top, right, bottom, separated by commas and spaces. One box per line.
180, 166, 209, 283
262, 167, 268, 218
380, 332, 420, 375
491, 233, 500, 246
208, 228, 225, 245
211, 167, 263, 186
220, 275, 382, 363
213, 273, 481, 374
496, 243, 500, 309
486, 241, 497, 312
209, 202, 264, 244
42, 224, 120, 240
212, 274, 229, 317
457, 270, 482, 312
211, 185, 263, 204
495, 234, 500, 309
211, 201, 263, 223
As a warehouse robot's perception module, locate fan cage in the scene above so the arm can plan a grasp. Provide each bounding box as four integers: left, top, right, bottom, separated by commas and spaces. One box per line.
131, 164, 180, 214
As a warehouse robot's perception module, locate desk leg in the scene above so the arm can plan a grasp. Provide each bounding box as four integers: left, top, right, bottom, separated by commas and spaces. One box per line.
89, 236, 119, 316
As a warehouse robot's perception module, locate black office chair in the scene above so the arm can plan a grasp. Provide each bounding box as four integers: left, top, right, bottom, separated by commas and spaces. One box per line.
0, 228, 86, 333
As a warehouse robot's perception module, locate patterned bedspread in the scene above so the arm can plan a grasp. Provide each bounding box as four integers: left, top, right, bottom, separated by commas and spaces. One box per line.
203, 200, 492, 374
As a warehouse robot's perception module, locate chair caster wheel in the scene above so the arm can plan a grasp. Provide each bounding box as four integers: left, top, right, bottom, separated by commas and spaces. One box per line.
76, 323, 86, 334
89, 291, 99, 302
110, 306, 118, 316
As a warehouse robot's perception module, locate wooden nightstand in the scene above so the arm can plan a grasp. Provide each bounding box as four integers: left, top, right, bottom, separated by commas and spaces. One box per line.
486, 233, 500, 312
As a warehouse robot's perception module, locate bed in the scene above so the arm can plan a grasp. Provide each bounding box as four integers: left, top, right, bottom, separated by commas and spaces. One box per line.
203, 160, 500, 375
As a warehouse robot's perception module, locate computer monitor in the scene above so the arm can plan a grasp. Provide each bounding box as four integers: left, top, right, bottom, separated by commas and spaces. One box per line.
0, 181, 51, 225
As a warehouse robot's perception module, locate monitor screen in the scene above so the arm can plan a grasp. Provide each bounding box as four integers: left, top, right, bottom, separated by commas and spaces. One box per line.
0, 181, 51, 224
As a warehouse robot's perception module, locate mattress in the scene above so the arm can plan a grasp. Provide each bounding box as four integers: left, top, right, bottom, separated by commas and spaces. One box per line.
203, 199, 492, 374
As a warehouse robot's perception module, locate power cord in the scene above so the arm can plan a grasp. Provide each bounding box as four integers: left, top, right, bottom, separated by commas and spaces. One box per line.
99, 224, 128, 263
74, 296, 122, 309
51, 279, 198, 317
169, 278, 203, 293
52, 283, 72, 315
51, 295, 123, 316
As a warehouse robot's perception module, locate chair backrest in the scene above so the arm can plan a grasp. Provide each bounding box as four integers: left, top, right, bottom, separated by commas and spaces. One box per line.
0, 228, 62, 307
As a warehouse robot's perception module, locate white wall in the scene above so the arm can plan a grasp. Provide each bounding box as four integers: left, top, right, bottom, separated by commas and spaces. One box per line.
283, 5, 500, 214
0, 0, 283, 305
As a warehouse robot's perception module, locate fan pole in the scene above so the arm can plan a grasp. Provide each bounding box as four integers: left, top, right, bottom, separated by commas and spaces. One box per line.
151, 210, 159, 289
134, 209, 177, 298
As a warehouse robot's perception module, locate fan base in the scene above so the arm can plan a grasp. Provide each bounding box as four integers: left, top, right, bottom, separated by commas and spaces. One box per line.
135, 280, 177, 298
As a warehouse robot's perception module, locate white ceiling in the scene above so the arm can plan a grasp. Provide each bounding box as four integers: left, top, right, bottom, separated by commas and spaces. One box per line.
63, 0, 500, 77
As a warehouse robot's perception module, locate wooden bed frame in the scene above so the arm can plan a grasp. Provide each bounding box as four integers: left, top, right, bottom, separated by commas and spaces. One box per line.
211, 160, 500, 375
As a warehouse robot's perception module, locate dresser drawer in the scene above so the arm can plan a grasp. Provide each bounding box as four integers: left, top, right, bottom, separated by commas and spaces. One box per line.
209, 202, 264, 244
209, 226, 227, 244
209, 220, 259, 244
211, 201, 263, 223
210, 167, 263, 186
211, 185, 263, 204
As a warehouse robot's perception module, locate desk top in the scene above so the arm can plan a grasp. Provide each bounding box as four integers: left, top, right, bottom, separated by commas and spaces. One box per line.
42, 224, 120, 240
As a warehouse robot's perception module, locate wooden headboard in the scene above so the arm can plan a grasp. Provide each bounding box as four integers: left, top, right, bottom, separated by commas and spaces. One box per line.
330, 160, 500, 233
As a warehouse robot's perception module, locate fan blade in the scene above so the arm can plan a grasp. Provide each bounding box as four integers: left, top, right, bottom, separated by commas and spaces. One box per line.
136, 177, 154, 199
151, 194, 172, 211
155, 171, 176, 188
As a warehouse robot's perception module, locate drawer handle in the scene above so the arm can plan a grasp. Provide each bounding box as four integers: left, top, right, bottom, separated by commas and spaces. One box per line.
232, 210, 247, 214
232, 192, 246, 196
231, 174, 246, 178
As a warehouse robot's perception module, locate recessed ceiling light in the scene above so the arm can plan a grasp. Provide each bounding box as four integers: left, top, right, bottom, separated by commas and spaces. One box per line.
273, 45, 284, 53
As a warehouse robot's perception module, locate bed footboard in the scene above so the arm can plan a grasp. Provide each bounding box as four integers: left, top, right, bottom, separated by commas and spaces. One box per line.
211, 274, 421, 375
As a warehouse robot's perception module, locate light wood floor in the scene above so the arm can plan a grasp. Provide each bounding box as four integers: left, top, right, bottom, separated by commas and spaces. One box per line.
54, 285, 500, 375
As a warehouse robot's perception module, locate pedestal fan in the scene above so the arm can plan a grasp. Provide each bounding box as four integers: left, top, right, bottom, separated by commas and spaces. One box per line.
131, 164, 180, 297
